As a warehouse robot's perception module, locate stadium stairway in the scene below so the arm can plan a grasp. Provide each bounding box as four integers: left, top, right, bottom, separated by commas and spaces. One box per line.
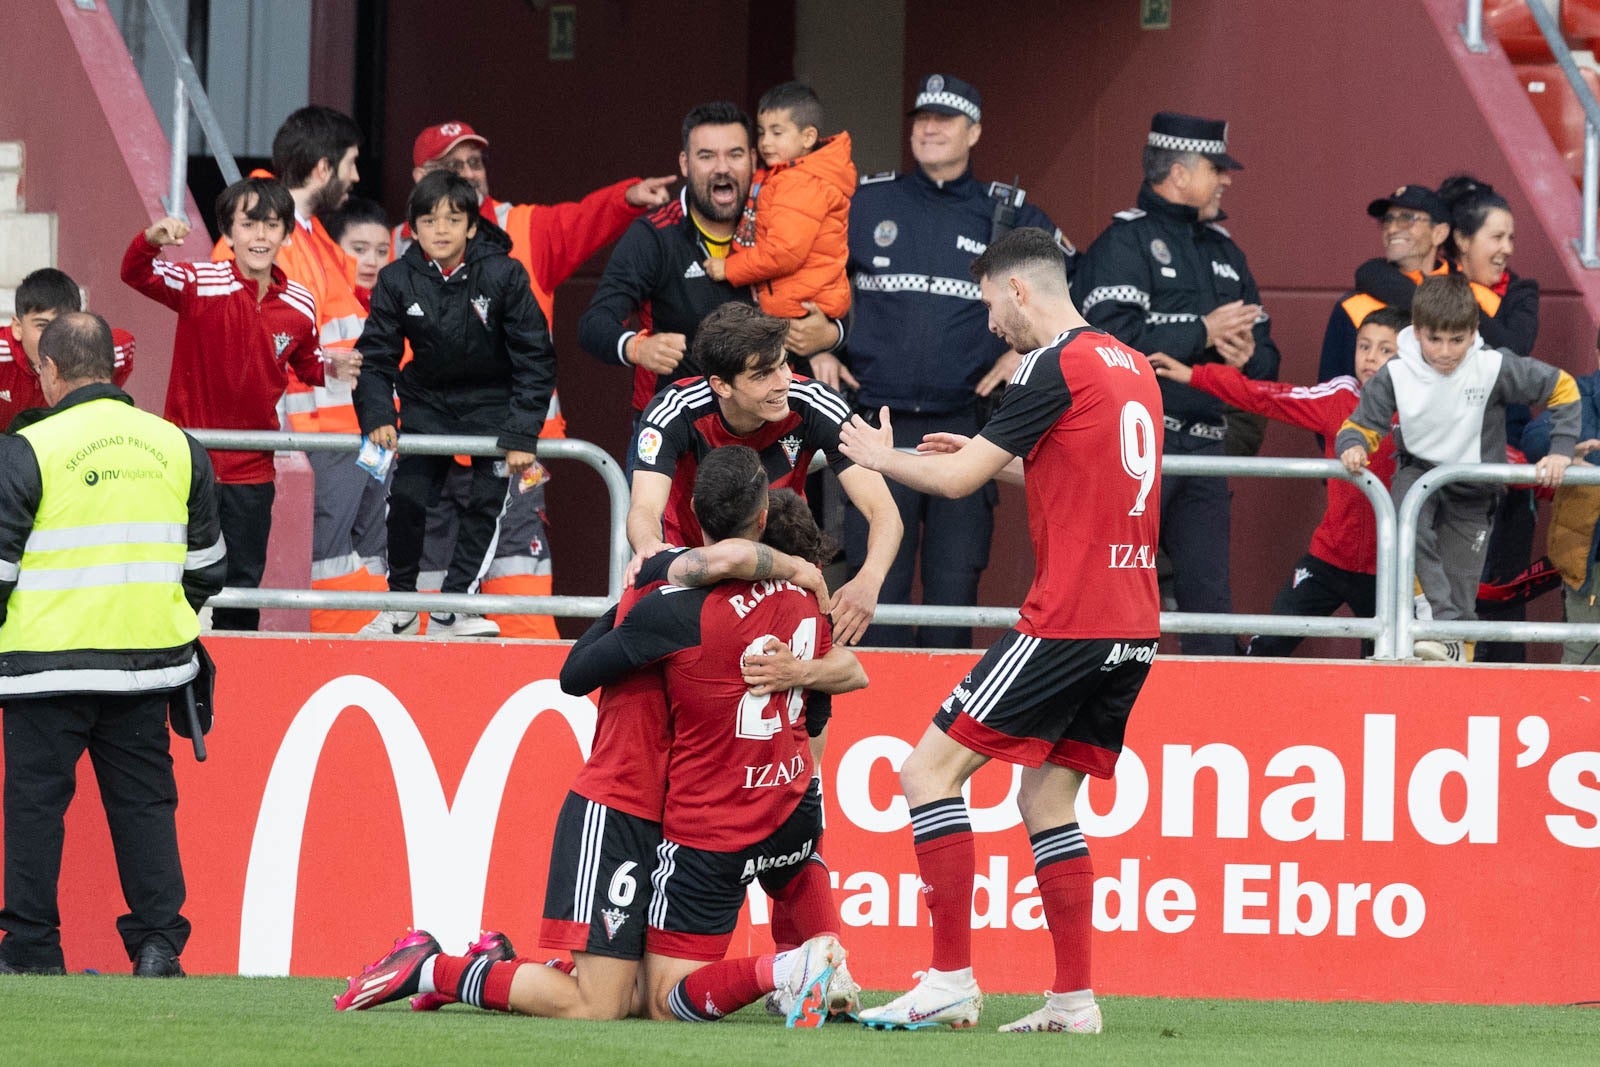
0, 141, 59, 321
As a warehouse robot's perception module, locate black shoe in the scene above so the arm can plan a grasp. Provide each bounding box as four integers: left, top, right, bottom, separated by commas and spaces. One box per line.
0, 956, 66, 975
132, 940, 185, 978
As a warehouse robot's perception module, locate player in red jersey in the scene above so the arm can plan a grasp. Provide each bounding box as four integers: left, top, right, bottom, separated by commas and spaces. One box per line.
2, 269, 135, 431
840, 227, 1163, 1035
627, 302, 901, 646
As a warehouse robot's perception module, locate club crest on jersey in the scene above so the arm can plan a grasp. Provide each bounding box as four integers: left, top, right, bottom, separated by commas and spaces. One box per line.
779, 434, 802, 468
272, 332, 292, 356
636, 427, 663, 465
1149, 239, 1172, 265
601, 907, 628, 940
874, 220, 898, 248
471, 294, 491, 326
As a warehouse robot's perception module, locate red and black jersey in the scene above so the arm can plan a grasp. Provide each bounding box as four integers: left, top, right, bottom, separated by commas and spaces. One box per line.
560, 573, 830, 851
0, 325, 135, 431
979, 327, 1163, 638
121, 233, 325, 484
565, 550, 679, 821
635, 374, 854, 546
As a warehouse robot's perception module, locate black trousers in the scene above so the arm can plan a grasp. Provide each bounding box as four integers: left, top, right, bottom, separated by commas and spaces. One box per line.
1160, 438, 1237, 655
386, 453, 507, 594
1245, 552, 1377, 658
0, 692, 189, 970
214, 481, 275, 631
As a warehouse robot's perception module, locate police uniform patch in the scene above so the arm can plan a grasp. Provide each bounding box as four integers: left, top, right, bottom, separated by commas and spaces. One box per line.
927, 74, 945, 94
874, 220, 898, 248
1149, 239, 1171, 265
636, 427, 663, 464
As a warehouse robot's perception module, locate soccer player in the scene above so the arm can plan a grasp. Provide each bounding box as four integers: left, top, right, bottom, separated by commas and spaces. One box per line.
839, 227, 1163, 1034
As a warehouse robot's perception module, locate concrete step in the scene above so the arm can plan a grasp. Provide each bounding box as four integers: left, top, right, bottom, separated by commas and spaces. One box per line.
0, 212, 57, 290
0, 142, 20, 213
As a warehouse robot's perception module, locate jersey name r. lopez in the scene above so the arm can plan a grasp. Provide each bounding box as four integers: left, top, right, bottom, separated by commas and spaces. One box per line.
728, 579, 806, 619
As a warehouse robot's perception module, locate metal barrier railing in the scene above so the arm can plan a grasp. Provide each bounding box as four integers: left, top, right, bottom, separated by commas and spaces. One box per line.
1393, 462, 1600, 656
188, 430, 630, 621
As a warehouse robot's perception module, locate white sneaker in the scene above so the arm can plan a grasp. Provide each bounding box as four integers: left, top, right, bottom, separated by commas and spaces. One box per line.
431, 613, 500, 638
1414, 639, 1465, 662
998, 994, 1103, 1034
784, 934, 845, 1028
825, 954, 862, 1016
361, 610, 419, 636
857, 969, 982, 1030
764, 988, 794, 1017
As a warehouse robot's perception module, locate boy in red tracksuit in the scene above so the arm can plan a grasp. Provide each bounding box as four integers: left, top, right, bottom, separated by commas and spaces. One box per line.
122, 176, 360, 630
2, 268, 135, 430
704, 82, 854, 320
1150, 305, 1409, 656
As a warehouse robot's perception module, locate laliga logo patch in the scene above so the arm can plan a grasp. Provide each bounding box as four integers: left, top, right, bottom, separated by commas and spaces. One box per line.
636, 427, 663, 464
272, 332, 292, 356
874, 220, 898, 248
780, 434, 802, 468
471, 294, 491, 327
440, 122, 462, 136
601, 907, 628, 940
1149, 239, 1172, 266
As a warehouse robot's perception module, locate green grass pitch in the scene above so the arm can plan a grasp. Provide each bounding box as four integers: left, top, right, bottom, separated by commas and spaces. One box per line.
0, 976, 1595, 1066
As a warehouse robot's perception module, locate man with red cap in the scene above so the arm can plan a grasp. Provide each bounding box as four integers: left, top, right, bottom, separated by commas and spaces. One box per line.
398, 121, 675, 638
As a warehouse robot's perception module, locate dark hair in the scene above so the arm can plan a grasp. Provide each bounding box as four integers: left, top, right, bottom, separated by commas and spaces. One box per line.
215, 176, 294, 235
969, 226, 1069, 289
271, 106, 362, 189
322, 196, 389, 243
1437, 173, 1513, 260
407, 171, 479, 229
757, 82, 824, 133
681, 101, 754, 154
1142, 145, 1199, 185
693, 445, 769, 542
762, 488, 839, 566
1411, 273, 1480, 335
38, 311, 114, 382
1359, 306, 1411, 334
14, 268, 81, 318
693, 302, 790, 383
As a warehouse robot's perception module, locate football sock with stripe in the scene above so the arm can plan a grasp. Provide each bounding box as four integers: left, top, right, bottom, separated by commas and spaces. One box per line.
429, 954, 518, 1012
668, 955, 774, 1022
1031, 822, 1094, 993
911, 796, 975, 972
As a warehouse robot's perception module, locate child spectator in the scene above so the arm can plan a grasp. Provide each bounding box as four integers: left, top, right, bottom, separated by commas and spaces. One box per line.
703, 81, 854, 319
1336, 273, 1580, 662
1, 268, 135, 429
121, 176, 360, 630
324, 196, 393, 309
1152, 305, 1409, 657
354, 171, 556, 639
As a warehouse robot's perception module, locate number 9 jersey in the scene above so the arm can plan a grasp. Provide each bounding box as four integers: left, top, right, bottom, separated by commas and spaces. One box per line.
977, 328, 1163, 639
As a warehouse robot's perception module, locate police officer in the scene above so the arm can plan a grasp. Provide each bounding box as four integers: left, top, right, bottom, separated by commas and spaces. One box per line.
0, 313, 225, 977
835, 73, 1074, 648
1074, 112, 1281, 655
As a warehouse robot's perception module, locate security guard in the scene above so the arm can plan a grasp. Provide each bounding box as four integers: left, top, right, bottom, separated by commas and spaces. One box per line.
0, 312, 225, 977
1074, 112, 1281, 655
836, 73, 1074, 648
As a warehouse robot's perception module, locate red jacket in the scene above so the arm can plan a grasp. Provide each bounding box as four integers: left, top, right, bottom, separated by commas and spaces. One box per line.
1189, 363, 1396, 575
0, 324, 134, 430
726, 132, 855, 318
121, 233, 325, 484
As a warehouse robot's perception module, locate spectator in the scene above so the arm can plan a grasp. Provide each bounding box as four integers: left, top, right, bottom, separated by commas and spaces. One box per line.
1151, 305, 1408, 657
0, 312, 225, 977
1318, 184, 1451, 383
839, 73, 1073, 648
1438, 175, 1541, 662
325, 196, 392, 304
1337, 273, 1579, 662
704, 81, 855, 320
1533, 328, 1600, 664
123, 179, 358, 631
579, 102, 842, 438
1, 267, 135, 430
214, 106, 379, 631
401, 121, 672, 639
1075, 111, 1280, 655
354, 172, 556, 639
626, 302, 899, 646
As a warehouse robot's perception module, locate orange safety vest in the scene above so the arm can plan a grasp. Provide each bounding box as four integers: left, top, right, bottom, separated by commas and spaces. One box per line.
1339, 260, 1450, 329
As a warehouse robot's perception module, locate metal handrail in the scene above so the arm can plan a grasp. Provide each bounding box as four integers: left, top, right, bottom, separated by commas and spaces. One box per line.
1392, 462, 1600, 656
133, 0, 242, 221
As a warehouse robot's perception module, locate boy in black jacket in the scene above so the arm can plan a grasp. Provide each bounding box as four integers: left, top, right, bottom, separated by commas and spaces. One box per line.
355, 171, 556, 637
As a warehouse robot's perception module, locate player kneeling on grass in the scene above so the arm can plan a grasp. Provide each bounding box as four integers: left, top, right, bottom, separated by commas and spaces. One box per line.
335, 448, 865, 1026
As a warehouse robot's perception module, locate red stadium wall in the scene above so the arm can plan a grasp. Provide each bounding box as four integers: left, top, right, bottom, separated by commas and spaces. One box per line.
12, 638, 1597, 1004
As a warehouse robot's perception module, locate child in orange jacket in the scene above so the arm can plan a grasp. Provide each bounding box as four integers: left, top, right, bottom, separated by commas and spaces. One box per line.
705, 82, 854, 319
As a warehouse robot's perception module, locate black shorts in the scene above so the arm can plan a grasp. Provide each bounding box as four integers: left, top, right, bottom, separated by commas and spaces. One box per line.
646, 781, 823, 962
932, 630, 1155, 778
540, 790, 661, 961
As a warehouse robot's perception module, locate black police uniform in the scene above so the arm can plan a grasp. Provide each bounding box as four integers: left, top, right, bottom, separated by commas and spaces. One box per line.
1073, 115, 1280, 654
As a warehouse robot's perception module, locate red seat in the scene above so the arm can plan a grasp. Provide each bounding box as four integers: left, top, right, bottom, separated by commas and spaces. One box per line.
1516, 62, 1600, 186
1490, 0, 1554, 61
